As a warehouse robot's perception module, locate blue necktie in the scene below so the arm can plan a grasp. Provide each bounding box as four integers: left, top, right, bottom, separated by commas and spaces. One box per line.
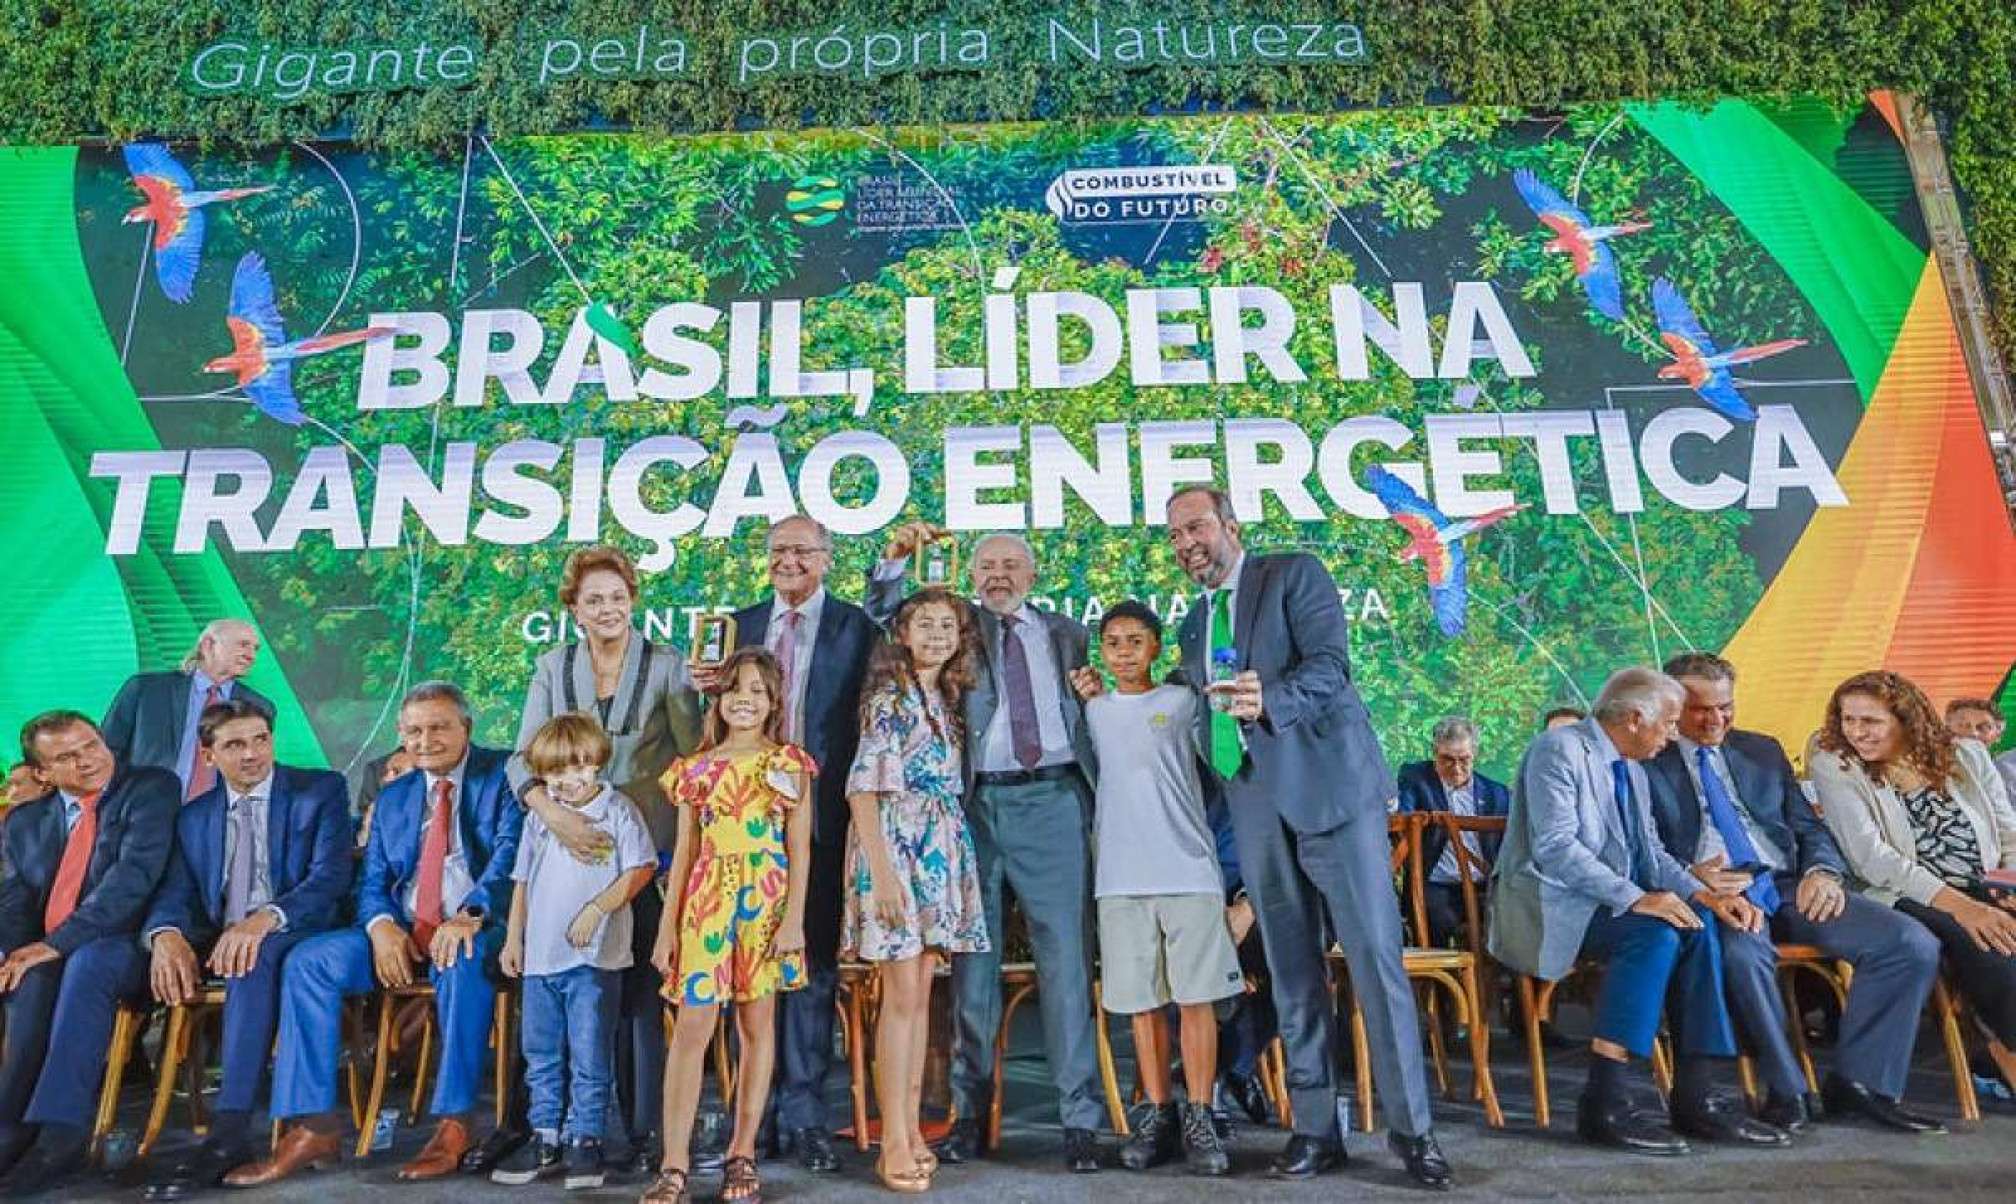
1610, 759, 1651, 889
1695, 747, 1782, 914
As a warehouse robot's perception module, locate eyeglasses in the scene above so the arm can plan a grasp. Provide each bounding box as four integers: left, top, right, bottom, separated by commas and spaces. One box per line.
769, 544, 828, 559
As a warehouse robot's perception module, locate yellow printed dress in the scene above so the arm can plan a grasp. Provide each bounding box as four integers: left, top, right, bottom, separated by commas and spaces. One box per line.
660, 745, 814, 1006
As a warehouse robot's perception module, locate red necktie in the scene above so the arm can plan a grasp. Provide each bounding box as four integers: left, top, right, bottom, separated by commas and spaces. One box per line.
185, 684, 222, 801
45, 790, 101, 932
411, 778, 453, 948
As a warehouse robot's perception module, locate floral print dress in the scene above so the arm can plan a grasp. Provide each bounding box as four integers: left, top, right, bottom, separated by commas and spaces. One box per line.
661, 744, 815, 1006
843, 681, 990, 962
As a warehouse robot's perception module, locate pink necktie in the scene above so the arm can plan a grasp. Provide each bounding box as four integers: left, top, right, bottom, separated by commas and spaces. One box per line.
185, 684, 222, 801
777, 609, 804, 742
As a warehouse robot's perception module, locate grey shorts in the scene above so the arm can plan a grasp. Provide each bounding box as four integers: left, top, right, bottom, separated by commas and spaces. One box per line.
1097, 892, 1244, 1014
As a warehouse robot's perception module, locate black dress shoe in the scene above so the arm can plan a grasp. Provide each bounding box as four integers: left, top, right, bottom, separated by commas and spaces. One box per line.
0, 1143, 88, 1199
791, 1126, 842, 1173
1219, 1071, 1271, 1126
1575, 1095, 1690, 1155
1063, 1127, 1100, 1173
932, 1118, 981, 1165
1758, 1090, 1811, 1133
144, 1143, 251, 1200
1268, 1133, 1345, 1179
620, 1145, 660, 1177
1388, 1131, 1453, 1191
458, 1125, 529, 1175
1820, 1076, 1947, 1134
1670, 1094, 1791, 1147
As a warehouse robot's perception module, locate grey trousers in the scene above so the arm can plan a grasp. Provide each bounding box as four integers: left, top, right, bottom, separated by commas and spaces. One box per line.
1229, 800, 1433, 1139
1720, 880, 1941, 1099
949, 773, 1106, 1131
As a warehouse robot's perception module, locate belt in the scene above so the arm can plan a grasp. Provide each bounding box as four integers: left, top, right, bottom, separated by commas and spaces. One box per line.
974, 764, 1077, 787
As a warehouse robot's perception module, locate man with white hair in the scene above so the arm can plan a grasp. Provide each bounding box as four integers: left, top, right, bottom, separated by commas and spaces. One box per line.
1397, 716, 1511, 947
1490, 667, 1790, 1155
102, 619, 273, 800
868, 523, 1104, 1173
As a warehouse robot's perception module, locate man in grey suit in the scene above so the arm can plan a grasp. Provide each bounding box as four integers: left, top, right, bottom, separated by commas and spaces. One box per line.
101, 619, 273, 800
1490, 667, 1788, 1155
868, 525, 1104, 1173
1162, 487, 1450, 1189
1648, 653, 1944, 1133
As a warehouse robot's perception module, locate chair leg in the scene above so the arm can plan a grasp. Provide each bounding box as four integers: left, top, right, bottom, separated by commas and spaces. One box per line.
1263, 1039, 1293, 1130
842, 983, 872, 1152
1422, 985, 1452, 1098
1932, 980, 1981, 1122
1518, 977, 1550, 1129
493, 991, 512, 1129
357, 994, 398, 1159
1650, 1034, 1673, 1100
408, 1010, 435, 1120
342, 1004, 367, 1134
1735, 1055, 1760, 1110
1457, 966, 1504, 1128
989, 984, 1035, 1153
140, 1005, 192, 1158
91, 1007, 141, 1159
1091, 984, 1128, 1136
1349, 997, 1374, 1134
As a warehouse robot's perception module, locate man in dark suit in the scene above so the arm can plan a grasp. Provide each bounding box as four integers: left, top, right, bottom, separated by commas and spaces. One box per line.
1162, 487, 1449, 1188
0, 711, 179, 1192
226, 682, 522, 1187
706, 514, 876, 1173
134, 701, 354, 1199
1397, 717, 1511, 948
868, 523, 1105, 1172
101, 619, 275, 800
1647, 653, 1944, 1134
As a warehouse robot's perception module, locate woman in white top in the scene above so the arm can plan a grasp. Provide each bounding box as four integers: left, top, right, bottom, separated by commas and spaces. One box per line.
1806, 670, 2016, 1093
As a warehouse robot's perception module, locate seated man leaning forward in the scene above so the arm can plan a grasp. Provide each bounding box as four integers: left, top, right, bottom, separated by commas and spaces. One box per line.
227, 681, 522, 1186
1489, 667, 1791, 1156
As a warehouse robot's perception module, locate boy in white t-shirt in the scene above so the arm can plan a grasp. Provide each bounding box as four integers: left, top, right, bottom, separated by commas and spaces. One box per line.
496, 714, 657, 1190
1078, 601, 1241, 1176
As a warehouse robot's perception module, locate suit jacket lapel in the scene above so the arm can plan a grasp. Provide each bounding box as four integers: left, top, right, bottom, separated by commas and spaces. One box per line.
1232, 556, 1263, 667
168, 672, 195, 751
742, 598, 772, 648
1650, 751, 1701, 858
808, 597, 846, 721
266, 770, 293, 897
971, 606, 1002, 735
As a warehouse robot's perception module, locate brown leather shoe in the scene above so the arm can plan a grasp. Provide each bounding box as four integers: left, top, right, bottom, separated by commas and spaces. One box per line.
396, 1117, 472, 1181
223, 1124, 341, 1186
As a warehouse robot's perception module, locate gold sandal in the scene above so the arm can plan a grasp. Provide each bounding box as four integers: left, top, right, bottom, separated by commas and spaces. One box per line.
875, 1156, 931, 1194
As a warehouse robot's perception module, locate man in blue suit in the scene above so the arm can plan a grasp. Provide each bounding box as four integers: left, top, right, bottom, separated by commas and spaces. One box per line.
133, 701, 354, 1199
226, 682, 521, 1187
1647, 653, 1944, 1134
1397, 717, 1510, 948
1162, 487, 1450, 1188
0, 712, 179, 1194
101, 619, 274, 800
711, 515, 877, 1173
1490, 668, 1787, 1155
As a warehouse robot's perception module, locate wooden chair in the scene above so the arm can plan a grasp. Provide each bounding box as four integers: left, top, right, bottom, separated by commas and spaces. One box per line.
1733, 944, 1850, 1107
1929, 972, 1982, 1121
835, 961, 877, 1150
354, 983, 515, 1158
987, 962, 1129, 1150
1339, 813, 1505, 1131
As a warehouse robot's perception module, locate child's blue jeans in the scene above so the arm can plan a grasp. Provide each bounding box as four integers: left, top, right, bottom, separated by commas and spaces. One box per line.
521, 965, 619, 1140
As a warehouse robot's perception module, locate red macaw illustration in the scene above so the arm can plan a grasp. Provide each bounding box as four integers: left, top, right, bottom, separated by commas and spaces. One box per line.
122, 143, 272, 304
1652, 278, 1807, 422
1511, 169, 1647, 320
1366, 466, 1525, 637
201, 253, 394, 425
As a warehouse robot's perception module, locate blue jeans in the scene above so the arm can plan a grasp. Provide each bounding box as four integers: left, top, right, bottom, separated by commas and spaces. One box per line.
523, 966, 618, 1140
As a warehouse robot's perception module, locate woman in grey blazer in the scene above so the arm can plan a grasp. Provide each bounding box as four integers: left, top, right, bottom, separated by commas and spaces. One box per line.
1807, 670, 2016, 1094
480, 545, 702, 1174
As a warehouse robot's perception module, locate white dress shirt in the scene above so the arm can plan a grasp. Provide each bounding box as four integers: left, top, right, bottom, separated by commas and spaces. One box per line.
1676, 736, 1787, 872
978, 603, 1073, 772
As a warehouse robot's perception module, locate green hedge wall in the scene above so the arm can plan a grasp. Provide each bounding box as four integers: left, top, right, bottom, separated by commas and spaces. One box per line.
3, 1, 2012, 357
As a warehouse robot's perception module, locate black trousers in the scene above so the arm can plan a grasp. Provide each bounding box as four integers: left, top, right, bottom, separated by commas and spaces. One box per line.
1896, 897, 2016, 1045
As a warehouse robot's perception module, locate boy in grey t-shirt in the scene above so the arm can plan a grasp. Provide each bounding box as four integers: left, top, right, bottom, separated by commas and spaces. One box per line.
497, 715, 657, 1189
1079, 601, 1241, 1176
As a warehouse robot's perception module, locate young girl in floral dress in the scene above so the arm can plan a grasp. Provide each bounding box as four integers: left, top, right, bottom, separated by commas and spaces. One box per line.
644, 647, 814, 1204
845, 588, 990, 1193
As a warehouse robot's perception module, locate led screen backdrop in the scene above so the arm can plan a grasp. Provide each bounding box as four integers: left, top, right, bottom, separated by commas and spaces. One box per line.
2, 93, 2012, 781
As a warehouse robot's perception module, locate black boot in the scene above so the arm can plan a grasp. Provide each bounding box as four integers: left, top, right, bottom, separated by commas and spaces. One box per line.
1119, 1103, 1179, 1171
1181, 1102, 1230, 1176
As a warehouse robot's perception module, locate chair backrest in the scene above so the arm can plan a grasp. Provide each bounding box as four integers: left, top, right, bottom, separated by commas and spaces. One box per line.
1386, 812, 1430, 946
1422, 812, 1506, 956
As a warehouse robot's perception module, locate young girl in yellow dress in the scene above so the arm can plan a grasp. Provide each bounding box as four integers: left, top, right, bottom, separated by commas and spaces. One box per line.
645, 647, 814, 1204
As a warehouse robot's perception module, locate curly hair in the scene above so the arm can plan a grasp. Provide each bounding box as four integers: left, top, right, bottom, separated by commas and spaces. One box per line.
1816, 670, 1958, 787
700, 646, 790, 750
860, 588, 978, 739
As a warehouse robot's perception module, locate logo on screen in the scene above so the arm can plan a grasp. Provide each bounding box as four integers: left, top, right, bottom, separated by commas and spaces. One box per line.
1043, 165, 1236, 225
